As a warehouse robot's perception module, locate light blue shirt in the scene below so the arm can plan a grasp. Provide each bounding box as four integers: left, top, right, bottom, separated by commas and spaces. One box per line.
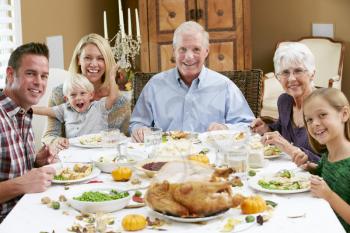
130, 67, 255, 133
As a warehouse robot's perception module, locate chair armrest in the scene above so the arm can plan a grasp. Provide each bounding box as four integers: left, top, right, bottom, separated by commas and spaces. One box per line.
264, 72, 276, 79
330, 75, 340, 82
329, 75, 341, 89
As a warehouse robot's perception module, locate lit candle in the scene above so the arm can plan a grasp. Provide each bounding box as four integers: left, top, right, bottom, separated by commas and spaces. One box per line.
103, 11, 108, 39
118, 0, 125, 37
135, 8, 140, 38
128, 8, 132, 36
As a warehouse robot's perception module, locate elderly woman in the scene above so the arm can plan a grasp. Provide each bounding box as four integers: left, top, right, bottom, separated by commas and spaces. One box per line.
42, 33, 131, 151
251, 42, 320, 165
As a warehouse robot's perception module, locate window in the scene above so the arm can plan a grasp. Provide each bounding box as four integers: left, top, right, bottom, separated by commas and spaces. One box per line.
0, 0, 22, 88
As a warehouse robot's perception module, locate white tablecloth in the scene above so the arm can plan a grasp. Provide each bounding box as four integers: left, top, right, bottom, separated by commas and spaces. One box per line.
0, 142, 346, 233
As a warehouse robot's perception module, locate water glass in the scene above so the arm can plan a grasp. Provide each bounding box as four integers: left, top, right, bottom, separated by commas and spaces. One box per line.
144, 127, 162, 146
144, 127, 162, 158
225, 145, 249, 174
101, 129, 120, 145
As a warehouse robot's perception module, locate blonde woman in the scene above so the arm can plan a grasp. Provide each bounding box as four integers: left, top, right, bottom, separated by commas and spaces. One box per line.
42, 33, 130, 151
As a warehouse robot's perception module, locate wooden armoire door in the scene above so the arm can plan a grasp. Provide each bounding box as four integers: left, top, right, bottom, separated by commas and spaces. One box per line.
139, 0, 251, 72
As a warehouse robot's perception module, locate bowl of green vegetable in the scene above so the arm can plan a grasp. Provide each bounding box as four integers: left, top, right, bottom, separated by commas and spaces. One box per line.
67, 185, 131, 213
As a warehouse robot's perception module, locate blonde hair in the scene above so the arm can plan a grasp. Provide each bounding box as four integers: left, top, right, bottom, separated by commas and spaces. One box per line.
63, 74, 94, 96
303, 88, 350, 153
173, 21, 209, 49
68, 33, 116, 89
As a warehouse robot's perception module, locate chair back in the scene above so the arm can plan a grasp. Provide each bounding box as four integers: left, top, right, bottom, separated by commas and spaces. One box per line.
279, 37, 345, 89
132, 69, 263, 117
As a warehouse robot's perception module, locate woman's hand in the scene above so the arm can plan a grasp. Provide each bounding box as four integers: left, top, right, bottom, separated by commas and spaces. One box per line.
250, 118, 269, 135
262, 131, 296, 155
310, 175, 333, 201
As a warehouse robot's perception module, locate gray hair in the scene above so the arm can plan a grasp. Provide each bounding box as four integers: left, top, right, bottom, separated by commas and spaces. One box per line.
63, 73, 94, 96
173, 21, 209, 48
273, 42, 315, 75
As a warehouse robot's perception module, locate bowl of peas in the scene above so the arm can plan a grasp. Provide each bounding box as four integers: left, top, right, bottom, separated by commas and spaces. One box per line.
67, 185, 131, 213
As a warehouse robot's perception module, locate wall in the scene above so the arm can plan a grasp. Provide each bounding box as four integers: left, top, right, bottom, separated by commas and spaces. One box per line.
21, 0, 118, 69
251, 0, 350, 98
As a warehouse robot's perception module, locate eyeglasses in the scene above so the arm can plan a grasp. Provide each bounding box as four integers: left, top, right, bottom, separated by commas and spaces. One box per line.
276, 68, 308, 80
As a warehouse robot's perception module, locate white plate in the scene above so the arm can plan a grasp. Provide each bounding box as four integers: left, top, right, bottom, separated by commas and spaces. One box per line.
248, 172, 310, 194
70, 133, 128, 148
199, 130, 247, 148
52, 164, 101, 184
153, 209, 229, 223
264, 153, 282, 159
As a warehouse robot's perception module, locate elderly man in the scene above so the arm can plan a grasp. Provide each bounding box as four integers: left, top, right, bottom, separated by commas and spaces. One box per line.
130, 21, 254, 142
0, 43, 56, 222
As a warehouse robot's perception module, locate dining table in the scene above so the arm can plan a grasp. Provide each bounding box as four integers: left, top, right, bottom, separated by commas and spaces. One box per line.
0, 132, 346, 233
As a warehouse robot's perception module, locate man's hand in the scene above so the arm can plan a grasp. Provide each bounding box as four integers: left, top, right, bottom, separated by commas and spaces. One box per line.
207, 122, 228, 131
131, 127, 150, 143
14, 166, 56, 193
35, 145, 55, 166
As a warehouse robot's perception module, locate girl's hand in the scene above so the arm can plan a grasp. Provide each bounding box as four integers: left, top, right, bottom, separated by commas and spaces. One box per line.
310, 175, 333, 201
300, 161, 318, 172
291, 148, 308, 166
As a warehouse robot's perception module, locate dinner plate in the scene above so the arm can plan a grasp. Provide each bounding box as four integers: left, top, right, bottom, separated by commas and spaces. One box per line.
248, 171, 311, 194
263, 145, 283, 159
152, 209, 229, 223
264, 153, 282, 159
199, 130, 247, 148
70, 133, 128, 148
52, 165, 101, 184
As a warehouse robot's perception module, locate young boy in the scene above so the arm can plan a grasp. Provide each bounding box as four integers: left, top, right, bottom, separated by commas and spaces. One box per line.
33, 68, 119, 138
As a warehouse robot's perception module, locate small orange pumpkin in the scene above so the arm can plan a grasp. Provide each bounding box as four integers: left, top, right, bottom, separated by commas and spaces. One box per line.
112, 167, 132, 181
122, 214, 147, 231
241, 195, 266, 214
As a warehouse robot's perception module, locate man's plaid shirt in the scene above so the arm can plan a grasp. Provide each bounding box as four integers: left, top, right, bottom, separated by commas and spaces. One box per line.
0, 91, 36, 222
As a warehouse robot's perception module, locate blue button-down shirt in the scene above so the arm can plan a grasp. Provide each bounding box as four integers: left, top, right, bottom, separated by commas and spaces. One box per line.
130, 67, 255, 133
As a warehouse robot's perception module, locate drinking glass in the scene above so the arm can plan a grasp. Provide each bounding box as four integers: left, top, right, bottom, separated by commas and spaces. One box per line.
225, 144, 249, 178
101, 129, 120, 145
144, 127, 162, 158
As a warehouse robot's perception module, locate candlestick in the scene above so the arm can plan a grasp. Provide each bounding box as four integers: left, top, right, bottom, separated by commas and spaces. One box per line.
118, 0, 125, 37
103, 11, 108, 39
135, 8, 140, 38
128, 8, 132, 36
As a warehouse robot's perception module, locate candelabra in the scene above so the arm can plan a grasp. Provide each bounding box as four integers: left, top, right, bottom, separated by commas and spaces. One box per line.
110, 31, 141, 70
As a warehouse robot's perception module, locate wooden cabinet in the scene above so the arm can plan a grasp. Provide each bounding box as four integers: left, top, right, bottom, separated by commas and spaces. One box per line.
139, 0, 251, 72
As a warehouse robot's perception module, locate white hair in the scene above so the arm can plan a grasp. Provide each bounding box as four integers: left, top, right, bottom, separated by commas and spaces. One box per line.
273, 42, 316, 76
173, 21, 209, 49
63, 73, 94, 96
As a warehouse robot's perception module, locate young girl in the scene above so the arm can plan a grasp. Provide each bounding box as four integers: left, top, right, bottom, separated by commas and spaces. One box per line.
33, 65, 119, 139
303, 88, 350, 232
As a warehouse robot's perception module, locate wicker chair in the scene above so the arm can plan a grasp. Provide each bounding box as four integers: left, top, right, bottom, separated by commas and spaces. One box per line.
132, 69, 263, 117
